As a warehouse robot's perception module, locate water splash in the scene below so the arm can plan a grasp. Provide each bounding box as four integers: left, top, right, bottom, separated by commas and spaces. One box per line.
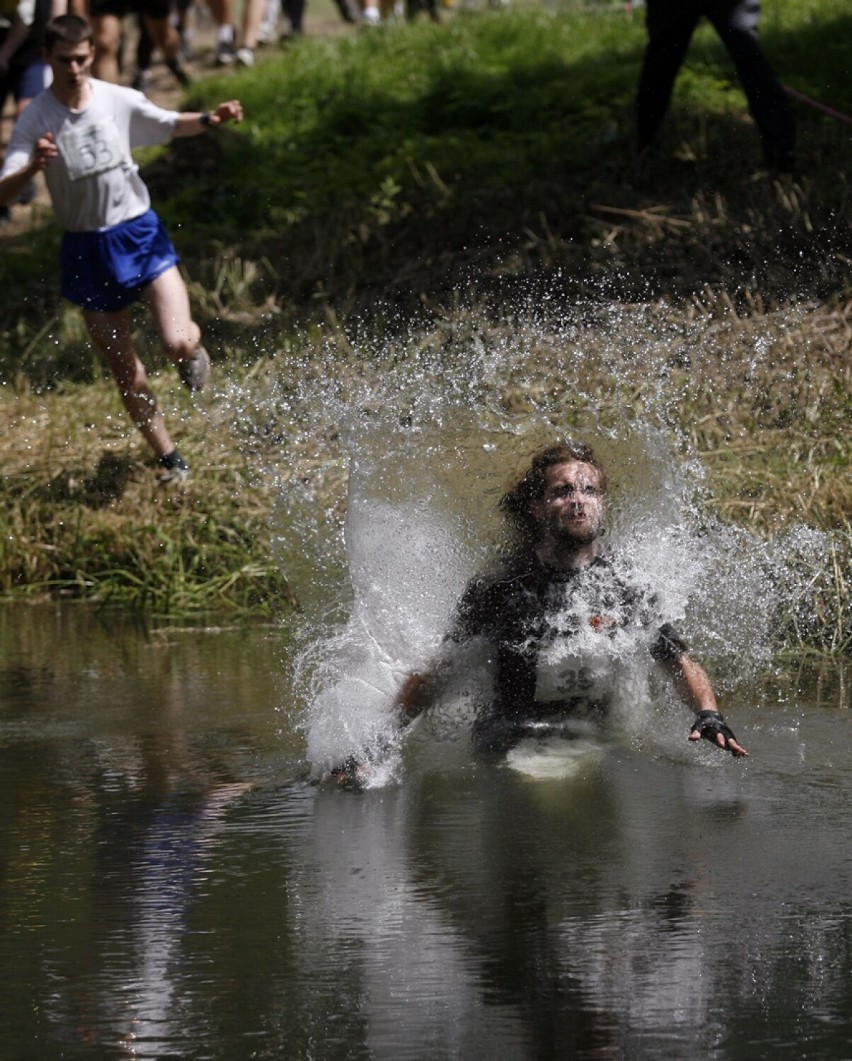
242, 302, 831, 777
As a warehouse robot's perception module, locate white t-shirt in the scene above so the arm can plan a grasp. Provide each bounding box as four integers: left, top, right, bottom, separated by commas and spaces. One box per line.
0, 78, 178, 232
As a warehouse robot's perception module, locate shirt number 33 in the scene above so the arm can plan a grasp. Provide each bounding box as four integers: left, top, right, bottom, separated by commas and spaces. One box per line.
59, 119, 125, 182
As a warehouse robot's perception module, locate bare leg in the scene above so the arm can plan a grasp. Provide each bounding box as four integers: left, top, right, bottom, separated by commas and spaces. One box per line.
143, 14, 183, 65
207, 0, 234, 28
83, 307, 176, 459
240, 0, 265, 49
141, 265, 202, 368
91, 14, 123, 83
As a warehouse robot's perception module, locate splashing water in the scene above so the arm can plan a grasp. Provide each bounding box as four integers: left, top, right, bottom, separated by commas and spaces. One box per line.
246, 303, 830, 780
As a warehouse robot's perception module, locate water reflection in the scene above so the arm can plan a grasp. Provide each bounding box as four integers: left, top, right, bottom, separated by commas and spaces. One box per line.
1, 605, 850, 1059
0, 604, 294, 1058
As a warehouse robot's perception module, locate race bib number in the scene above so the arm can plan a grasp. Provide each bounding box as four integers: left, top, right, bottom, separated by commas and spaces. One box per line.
59, 119, 125, 182
534, 644, 614, 706
536, 658, 599, 703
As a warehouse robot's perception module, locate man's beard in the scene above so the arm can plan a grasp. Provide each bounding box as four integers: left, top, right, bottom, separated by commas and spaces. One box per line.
549, 513, 602, 547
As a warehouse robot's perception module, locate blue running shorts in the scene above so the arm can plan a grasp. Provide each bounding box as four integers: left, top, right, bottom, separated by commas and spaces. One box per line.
11, 60, 50, 103
60, 209, 179, 312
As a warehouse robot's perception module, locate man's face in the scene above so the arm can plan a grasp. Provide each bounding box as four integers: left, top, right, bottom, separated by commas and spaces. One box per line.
532, 461, 605, 547
48, 40, 94, 91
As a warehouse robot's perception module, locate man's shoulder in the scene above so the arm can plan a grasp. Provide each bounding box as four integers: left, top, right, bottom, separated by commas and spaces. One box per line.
89, 77, 156, 111
90, 78, 136, 104
448, 550, 535, 639
454, 550, 542, 615
470, 548, 538, 588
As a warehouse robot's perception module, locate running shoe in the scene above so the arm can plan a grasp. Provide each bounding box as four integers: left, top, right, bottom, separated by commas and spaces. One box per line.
178, 346, 211, 392
158, 463, 191, 485
236, 46, 255, 67
179, 27, 194, 60
215, 33, 236, 65
158, 450, 191, 484
335, 0, 360, 22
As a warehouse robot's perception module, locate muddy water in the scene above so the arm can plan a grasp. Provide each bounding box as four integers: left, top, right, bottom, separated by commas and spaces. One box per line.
0, 602, 849, 1060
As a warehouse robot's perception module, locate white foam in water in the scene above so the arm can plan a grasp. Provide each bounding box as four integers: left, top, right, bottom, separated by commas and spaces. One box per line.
504, 736, 605, 781
277, 305, 825, 782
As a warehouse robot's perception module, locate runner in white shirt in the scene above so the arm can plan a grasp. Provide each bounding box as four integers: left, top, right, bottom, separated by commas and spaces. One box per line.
0, 14, 243, 483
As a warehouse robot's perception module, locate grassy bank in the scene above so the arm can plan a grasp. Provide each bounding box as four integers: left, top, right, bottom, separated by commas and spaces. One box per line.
0, 0, 849, 649
1, 298, 848, 649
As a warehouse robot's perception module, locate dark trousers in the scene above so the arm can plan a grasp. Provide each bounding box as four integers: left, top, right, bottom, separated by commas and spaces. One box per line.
636, 0, 795, 162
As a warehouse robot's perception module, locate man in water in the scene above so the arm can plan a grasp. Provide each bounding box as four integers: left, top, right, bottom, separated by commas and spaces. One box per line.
334, 441, 748, 781
0, 14, 243, 483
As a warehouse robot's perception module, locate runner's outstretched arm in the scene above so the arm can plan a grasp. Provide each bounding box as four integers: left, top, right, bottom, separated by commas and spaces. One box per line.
662, 653, 750, 757
394, 670, 436, 724
324, 667, 438, 787
171, 100, 244, 138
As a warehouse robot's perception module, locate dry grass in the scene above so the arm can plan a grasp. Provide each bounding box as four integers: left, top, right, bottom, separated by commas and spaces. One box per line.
0, 292, 848, 652
0, 370, 296, 616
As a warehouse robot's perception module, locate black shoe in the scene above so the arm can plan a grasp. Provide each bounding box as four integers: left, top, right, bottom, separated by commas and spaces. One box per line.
215, 34, 236, 65
335, 0, 361, 21
178, 346, 211, 392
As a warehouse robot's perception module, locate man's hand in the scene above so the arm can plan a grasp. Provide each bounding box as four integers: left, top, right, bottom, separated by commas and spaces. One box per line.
323, 756, 371, 790
209, 100, 243, 127
689, 710, 749, 758
34, 131, 59, 171
0, 133, 56, 207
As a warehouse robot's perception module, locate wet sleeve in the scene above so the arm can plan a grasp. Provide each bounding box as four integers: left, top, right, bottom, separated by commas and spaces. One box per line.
650, 622, 689, 663
443, 575, 494, 645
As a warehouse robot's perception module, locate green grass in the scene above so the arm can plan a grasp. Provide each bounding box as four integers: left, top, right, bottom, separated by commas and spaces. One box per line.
157, 0, 848, 286
7, 0, 851, 369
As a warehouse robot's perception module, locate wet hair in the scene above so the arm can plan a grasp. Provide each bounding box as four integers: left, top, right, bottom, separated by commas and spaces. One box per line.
44, 15, 94, 54
499, 441, 608, 545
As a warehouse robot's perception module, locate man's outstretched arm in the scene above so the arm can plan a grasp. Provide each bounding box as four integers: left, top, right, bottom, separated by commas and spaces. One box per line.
394, 670, 437, 724
171, 101, 244, 138
662, 652, 750, 758
324, 667, 439, 786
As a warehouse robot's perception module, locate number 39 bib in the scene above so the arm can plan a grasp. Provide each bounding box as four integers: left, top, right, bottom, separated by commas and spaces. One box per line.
59, 118, 125, 182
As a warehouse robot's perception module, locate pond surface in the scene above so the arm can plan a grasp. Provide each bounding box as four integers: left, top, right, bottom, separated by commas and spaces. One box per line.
1, 603, 850, 1060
